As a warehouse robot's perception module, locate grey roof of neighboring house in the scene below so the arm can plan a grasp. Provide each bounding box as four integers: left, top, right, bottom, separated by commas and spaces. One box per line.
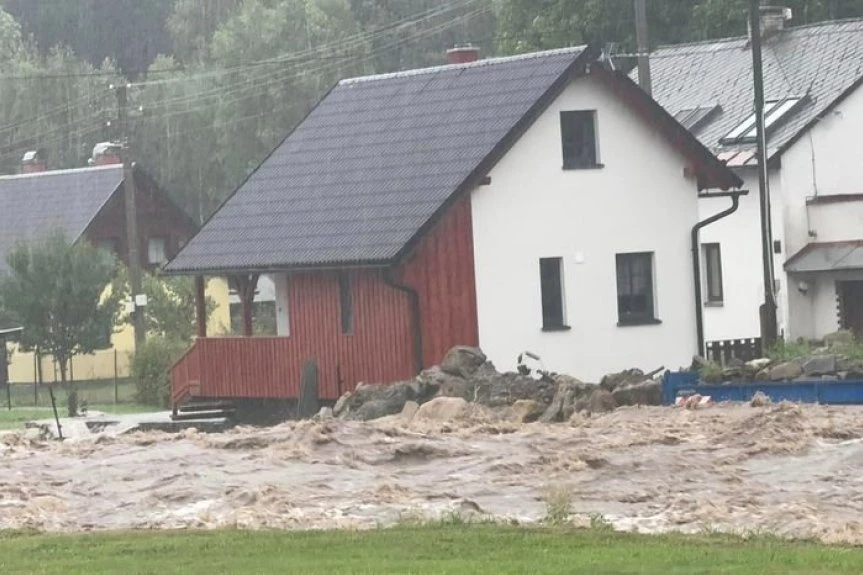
635, 18, 863, 164
167, 46, 598, 273
0, 165, 124, 275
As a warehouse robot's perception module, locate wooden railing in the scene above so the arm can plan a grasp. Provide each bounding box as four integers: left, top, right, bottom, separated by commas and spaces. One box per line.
705, 338, 764, 365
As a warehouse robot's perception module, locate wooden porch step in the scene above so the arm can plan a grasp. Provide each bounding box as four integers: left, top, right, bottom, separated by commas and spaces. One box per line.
177, 401, 234, 413
171, 408, 235, 422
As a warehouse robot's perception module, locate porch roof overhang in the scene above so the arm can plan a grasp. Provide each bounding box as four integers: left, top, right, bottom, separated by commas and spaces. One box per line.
785, 241, 863, 274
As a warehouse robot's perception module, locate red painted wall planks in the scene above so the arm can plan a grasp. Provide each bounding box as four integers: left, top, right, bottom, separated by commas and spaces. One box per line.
172, 194, 479, 402
402, 194, 479, 367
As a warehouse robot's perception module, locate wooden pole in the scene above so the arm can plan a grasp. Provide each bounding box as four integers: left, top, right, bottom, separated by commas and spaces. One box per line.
118, 83, 145, 351
749, 0, 778, 348
113, 349, 119, 405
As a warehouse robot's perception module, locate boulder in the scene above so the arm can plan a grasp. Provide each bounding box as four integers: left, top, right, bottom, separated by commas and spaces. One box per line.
750, 391, 772, 407
439, 346, 487, 378
415, 397, 470, 422
612, 380, 662, 407
600, 369, 645, 392
349, 400, 403, 422
314, 407, 334, 421
333, 392, 352, 417
754, 368, 771, 381
400, 401, 420, 421
769, 361, 803, 381
510, 400, 545, 423
540, 376, 593, 423
472, 369, 557, 407
576, 388, 616, 414
802, 355, 837, 377
344, 382, 415, 421
746, 358, 772, 372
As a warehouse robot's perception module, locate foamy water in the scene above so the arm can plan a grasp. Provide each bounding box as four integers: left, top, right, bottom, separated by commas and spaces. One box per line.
2, 402, 862, 543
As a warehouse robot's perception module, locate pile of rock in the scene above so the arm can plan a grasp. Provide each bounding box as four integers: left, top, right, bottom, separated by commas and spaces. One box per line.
331, 346, 664, 423
696, 331, 863, 384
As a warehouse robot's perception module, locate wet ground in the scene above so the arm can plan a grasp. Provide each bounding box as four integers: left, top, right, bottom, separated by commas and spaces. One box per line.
2, 402, 863, 543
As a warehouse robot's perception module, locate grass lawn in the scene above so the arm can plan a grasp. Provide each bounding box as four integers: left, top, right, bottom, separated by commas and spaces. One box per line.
0, 526, 861, 575
0, 403, 158, 430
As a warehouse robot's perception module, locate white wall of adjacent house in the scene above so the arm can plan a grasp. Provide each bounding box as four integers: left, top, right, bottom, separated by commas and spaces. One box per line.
470, 71, 706, 382
778, 84, 863, 340
697, 169, 788, 344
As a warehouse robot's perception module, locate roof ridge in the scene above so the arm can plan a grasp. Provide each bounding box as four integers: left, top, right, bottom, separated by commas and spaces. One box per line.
654, 17, 863, 52
784, 16, 863, 32
0, 163, 122, 181
654, 34, 747, 52
340, 45, 587, 85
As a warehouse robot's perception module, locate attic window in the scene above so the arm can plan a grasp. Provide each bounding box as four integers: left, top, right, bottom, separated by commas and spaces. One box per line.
720, 97, 803, 145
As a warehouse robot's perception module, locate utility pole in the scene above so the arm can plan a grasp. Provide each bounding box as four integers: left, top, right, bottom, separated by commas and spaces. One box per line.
749, 0, 778, 349
634, 0, 652, 95
117, 83, 145, 350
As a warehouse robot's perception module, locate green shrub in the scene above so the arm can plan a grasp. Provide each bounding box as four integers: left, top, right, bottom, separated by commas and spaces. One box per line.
697, 360, 724, 383
768, 339, 812, 362
130, 337, 187, 408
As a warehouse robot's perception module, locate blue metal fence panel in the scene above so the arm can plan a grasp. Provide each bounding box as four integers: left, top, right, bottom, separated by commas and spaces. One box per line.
662, 371, 863, 405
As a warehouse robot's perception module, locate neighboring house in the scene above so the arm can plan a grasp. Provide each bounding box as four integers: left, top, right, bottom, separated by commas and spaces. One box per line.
0, 150, 223, 383
639, 14, 863, 347
166, 43, 741, 410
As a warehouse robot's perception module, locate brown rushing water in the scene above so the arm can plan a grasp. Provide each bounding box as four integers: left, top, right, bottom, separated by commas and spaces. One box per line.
2, 402, 863, 543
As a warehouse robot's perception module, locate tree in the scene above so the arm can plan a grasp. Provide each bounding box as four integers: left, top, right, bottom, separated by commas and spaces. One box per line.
495, 0, 863, 54
0, 232, 122, 415
136, 272, 216, 344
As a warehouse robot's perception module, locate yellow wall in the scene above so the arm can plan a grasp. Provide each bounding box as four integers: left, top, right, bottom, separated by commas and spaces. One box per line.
4, 278, 231, 384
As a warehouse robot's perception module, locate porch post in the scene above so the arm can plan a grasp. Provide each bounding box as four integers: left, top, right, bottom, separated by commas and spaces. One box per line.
195, 275, 207, 338
231, 274, 260, 337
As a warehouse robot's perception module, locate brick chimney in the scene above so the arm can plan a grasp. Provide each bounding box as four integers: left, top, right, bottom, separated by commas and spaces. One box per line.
90, 142, 123, 166
20, 149, 47, 174
447, 44, 480, 65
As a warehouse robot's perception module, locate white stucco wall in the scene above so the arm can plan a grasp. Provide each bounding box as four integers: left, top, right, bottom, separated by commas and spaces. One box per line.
698, 169, 788, 343
807, 202, 863, 243
700, 85, 863, 343
779, 83, 863, 340
471, 72, 708, 382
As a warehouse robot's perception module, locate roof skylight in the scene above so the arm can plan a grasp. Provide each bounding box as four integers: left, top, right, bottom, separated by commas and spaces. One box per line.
720, 97, 804, 145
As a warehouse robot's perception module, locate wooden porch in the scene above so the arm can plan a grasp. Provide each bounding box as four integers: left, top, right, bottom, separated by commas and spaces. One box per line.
171, 337, 343, 408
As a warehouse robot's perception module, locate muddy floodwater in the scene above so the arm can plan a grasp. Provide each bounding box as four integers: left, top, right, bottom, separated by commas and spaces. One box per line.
2, 402, 863, 543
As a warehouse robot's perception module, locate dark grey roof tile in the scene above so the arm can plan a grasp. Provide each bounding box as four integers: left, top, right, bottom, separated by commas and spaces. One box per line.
0, 165, 124, 275
168, 47, 590, 272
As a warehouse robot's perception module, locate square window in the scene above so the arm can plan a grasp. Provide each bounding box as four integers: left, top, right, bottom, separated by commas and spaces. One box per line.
560, 111, 598, 169
147, 237, 167, 265
540, 257, 568, 330
616, 252, 657, 325
702, 243, 724, 304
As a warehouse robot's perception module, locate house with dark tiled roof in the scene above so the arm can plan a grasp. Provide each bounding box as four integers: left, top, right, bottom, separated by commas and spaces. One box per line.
0, 151, 199, 383
638, 15, 863, 345
166, 43, 743, 411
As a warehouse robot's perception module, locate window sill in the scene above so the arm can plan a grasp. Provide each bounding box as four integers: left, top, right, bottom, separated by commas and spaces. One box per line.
542, 325, 572, 333
704, 301, 724, 308
617, 318, 662, 327
563, 163, 604, 171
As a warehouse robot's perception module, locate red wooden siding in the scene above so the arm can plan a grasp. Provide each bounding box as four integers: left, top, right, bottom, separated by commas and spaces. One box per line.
172, 193, 479, 403
402, 194, 479, 367
173, 269, 416, 402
